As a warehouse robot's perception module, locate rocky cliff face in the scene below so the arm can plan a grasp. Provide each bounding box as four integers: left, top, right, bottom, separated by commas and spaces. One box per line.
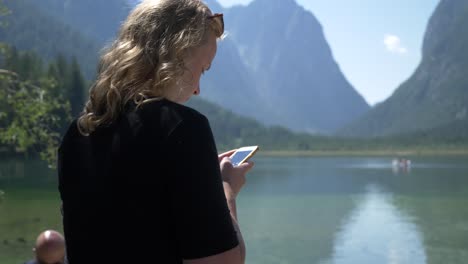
210, 0, 370, 133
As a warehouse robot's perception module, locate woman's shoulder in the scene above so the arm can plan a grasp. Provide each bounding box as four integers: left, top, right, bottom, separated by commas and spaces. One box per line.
136, 99, 211, 141
58, 119, 79, 150
137, 98, 208, 124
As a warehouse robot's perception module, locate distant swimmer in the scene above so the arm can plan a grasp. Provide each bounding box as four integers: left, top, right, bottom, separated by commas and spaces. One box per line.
392, 158, 411, 173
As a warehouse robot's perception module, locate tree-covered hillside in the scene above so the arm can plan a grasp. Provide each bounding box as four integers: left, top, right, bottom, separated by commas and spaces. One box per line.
0, 0, 100, 79
188, 98, 310, 150
21, 0, 131, 44
0, 45, 87, 165
2, 0, 466, 157
188, 97, 468, 152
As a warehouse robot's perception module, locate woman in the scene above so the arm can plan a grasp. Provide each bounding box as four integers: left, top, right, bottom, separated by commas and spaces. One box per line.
57, 0, 253, 263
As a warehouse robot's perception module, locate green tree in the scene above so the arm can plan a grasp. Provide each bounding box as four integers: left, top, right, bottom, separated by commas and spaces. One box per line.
0, 65, 71, 167
0, 2, 71, 167
67, 57, 86, 117
55, 53, 68, 79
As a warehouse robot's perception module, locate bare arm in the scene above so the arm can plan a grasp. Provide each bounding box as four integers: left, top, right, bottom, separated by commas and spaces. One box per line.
225, 194, 246, 264
183, 152, 253, 264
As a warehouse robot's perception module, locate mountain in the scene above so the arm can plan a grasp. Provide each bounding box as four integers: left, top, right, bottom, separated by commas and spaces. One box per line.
199, 32, 268, 120
127, 0, 371, 134
187, 97, 300, 150
21, 0, 131, 44
0, 0, 319, 150
5, 0, 370, 134
222, 0, 369, 133
340, 0, 468, 137
196, 0, 267, 122
0, 0, 100, 78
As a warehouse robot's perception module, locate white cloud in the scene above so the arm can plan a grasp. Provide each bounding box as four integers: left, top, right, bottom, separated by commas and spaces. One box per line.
384, 34, 408, 54
217, 0, 253, 8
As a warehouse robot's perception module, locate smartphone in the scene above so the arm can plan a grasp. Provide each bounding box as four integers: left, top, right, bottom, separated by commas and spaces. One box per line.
229, 146, 259, 166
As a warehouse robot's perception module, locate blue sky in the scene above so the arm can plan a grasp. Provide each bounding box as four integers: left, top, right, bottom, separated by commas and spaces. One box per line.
217, 0, 440, 105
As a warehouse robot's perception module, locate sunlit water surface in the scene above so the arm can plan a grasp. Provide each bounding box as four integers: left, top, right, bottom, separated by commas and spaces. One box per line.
1, 156, 468, 264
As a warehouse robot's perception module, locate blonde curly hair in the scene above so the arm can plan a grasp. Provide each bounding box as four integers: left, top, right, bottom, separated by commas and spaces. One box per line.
77, 0, 224, 135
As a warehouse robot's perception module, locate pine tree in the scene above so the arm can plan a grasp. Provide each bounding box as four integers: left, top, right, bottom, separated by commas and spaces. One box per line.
55, 53, 68, 81
68, 56, 86, 118
4, 45, 18, 70
17, 51, 43, 81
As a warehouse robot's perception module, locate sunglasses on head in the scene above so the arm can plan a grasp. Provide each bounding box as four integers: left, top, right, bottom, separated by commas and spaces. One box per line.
207, 13, 224, 34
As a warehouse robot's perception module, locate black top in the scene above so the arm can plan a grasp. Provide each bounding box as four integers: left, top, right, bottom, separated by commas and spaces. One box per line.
58, 99, 238, 264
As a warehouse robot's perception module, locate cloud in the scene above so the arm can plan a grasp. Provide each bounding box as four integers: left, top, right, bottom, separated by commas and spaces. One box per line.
384, 34, 408, 54
217, 0, 253, 7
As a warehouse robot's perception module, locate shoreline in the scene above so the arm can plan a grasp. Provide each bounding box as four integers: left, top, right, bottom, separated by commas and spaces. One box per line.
255, 149, 468, 157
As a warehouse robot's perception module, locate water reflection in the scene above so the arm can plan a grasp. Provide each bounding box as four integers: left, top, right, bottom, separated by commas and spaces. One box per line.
3, 156, 468, 263
325, 184, 427, 264
0, 158, 26, 179
0, 158, 56, 188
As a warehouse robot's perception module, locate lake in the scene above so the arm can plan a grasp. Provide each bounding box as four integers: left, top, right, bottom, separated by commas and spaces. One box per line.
1, 156, 468, 264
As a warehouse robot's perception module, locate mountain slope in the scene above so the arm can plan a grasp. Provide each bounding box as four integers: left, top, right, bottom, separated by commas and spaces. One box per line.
1, 0, 318, 150
187, 97, 317, 150
0, 0, 100, 78
340, 0, 468, 137
225, 0, 369, 132
199, 35, 267, 120
5, 0, 371, 134
22, 0, 131, 44
198, 0, 267, 122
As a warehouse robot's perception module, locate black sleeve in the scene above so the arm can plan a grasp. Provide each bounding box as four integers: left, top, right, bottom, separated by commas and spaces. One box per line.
167, 114, 239, 259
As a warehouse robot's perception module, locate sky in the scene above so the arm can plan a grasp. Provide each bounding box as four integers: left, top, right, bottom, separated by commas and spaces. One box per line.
216, 0, 440, 105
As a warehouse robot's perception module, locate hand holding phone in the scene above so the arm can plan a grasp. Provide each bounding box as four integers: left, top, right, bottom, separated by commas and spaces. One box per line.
228, 146, 259, 166
220, 146, 258, 201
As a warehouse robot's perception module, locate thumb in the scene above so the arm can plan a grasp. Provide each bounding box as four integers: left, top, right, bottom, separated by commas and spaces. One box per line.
218, 149, 236, 162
